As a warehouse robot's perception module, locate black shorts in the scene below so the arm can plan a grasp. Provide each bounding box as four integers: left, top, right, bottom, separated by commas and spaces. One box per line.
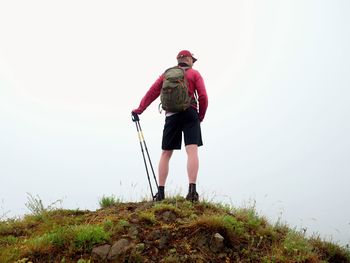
162, 107, 203, 150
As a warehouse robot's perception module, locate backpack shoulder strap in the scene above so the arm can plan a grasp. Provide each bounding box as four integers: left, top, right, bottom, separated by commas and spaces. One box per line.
164, 65, 190, 73
164, 65, 179, 74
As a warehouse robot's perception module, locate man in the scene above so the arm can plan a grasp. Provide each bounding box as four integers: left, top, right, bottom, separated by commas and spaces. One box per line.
132, 50, 208, 201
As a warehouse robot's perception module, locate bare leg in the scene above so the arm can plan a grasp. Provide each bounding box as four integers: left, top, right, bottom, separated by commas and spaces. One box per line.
185, 144, 199, 184
158, 150, 173, 186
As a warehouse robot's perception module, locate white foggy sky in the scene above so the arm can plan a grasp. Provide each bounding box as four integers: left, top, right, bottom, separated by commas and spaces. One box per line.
1, 1, 349, 245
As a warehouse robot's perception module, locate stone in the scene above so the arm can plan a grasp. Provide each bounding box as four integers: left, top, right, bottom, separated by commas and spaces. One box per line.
128, 225, 139, 239
148, 229, 162, 240
161, 210, 176, 222
91, 244, 111, 261
107, 238, 130, 261
210, 233, 225, 252
159, 230, 171, 249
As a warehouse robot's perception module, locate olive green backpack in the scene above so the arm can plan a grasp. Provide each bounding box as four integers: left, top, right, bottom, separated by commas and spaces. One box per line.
160, 66, 193, 112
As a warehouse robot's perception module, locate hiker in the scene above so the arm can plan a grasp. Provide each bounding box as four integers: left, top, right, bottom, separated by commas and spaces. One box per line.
132, 50, 208, 201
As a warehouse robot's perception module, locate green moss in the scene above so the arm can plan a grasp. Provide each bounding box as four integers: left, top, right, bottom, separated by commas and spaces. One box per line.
138, 211, 156, 225
25, 224, 110, 255
282, 231, 317, 261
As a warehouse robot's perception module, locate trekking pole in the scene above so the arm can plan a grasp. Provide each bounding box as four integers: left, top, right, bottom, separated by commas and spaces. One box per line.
136, 120, 159, 190
131, 112, 159, 201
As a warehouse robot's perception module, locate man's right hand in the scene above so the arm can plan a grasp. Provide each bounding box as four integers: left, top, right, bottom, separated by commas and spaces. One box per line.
131, 111, 140, 122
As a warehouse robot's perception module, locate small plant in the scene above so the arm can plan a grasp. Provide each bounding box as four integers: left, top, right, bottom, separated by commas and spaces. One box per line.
26, 224, 110, 254
138, 211, 156, 225
0, 199, 10, 221
200, 199, 233, 214
117, 219, 130, 228
0, 235, 18, 245
282, 230, 316, 261
73, 225, 110, 250
26, 225, 75, 254
107, 219, 131, 235
234, 208, 263, 230
25, 193, 62, 216
98, 195, 121, 208
310, 236, 350, 262
163, 195, 186, 205
222, 215, 245, 236
152, 203, 182, 215
102, 219, 114, 231
27, 233, 55, 254
195, 214, 244, 236
25, 193, 45, 216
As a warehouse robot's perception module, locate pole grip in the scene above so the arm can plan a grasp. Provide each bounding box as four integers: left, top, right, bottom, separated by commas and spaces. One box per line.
131, 112, 140, 122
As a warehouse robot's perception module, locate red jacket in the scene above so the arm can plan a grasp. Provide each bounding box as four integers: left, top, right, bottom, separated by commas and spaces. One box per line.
133, 67, 208, 121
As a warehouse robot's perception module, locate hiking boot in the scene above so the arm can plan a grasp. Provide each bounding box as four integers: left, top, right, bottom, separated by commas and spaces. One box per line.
154, 192, 165, 201
186, 191, 199, 202
186, 183, 199, 202
154, 186, 165, 201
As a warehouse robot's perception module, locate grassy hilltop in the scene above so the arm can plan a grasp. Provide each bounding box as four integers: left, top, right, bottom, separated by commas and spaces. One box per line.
0, 195, 349, 263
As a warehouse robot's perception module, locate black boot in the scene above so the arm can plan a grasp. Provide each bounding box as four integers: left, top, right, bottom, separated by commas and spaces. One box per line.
154, 186, 165, 201
186, 183, 199, 202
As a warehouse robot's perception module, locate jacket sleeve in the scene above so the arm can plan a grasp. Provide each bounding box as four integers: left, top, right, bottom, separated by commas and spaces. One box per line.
133, 75, 163, 114
194, 72, 208, 122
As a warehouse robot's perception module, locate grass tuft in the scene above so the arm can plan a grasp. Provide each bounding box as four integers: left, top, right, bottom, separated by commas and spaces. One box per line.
74, 225, 110, 250
26, 224, 110, 255
98, 195, 121, 208
138, 211, 156, 225
282, 230, 316, 261
25, 193, 63, 216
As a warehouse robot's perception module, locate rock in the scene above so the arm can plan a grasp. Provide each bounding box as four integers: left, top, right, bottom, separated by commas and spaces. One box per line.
210, 233, 225, 253
148, 229, 162, 240
161, 211, 176, 222
214, 232, 224, 240
159, 230, 171, 249
107, 238, 130, 261
91, 244, 111, 261
128, 225, 139, 239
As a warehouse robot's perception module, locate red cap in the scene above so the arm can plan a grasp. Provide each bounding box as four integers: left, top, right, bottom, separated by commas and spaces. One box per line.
176, 50, 197, 63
